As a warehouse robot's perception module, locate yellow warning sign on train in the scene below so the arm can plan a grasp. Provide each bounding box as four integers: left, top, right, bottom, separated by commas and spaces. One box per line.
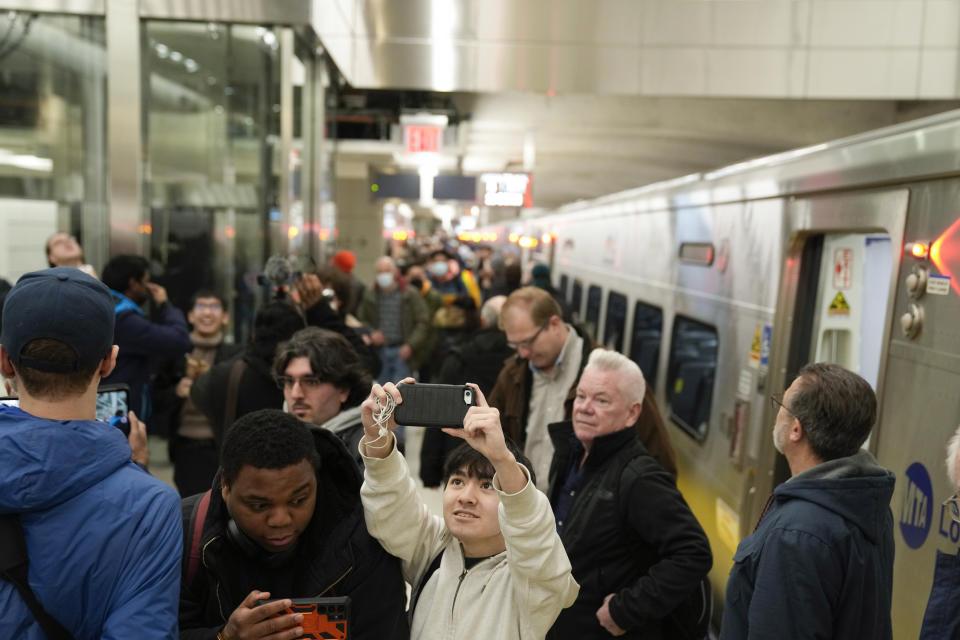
749, 326, 762, 364
828, 291, 850, 315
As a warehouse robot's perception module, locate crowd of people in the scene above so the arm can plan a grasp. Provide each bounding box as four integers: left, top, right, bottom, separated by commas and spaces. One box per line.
0, 231, 941, 639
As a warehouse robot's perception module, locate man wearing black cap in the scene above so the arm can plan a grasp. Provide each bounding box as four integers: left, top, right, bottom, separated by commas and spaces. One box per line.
0, 267, 182, 638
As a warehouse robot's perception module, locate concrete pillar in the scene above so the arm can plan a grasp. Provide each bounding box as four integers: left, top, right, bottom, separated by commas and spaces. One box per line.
334, 168, 382, 287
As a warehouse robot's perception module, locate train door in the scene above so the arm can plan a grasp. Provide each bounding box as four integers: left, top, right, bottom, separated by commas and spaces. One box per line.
750, 189, 907, 525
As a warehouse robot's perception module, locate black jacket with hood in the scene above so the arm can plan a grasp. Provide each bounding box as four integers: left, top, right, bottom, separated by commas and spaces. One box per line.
720, 449, 895, 640
178, 428, 409, 640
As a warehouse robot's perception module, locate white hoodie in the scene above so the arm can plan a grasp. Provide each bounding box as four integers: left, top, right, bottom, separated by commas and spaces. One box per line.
360, 437, 579, 640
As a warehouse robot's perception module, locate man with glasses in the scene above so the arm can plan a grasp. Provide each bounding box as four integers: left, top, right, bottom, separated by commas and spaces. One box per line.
488, 287, 676, 490
154, 290, 242, 496
720, 363, 895, 640
273, 327, 372, 469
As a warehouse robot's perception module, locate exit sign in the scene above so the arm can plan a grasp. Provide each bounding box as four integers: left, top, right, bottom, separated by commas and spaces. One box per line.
405, 125, 442, 154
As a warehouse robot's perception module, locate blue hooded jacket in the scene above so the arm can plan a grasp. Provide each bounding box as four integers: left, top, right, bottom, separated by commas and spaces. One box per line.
720, 449, 895, 640
0, 404, 182, 639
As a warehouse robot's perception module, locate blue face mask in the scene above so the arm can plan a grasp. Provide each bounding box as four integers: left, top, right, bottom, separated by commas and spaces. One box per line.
430, 261, 449, 278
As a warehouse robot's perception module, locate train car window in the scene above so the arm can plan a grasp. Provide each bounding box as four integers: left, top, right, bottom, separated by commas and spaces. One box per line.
604, 291, 628, 352
571, 280, 583, 322
629, 301, 663, 389
666, 316, 718, 441
585, 285, 602, 341
559, 274, 569, 301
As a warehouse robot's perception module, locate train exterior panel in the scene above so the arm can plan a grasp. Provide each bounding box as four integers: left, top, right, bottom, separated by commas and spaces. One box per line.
486, 109, 960, 636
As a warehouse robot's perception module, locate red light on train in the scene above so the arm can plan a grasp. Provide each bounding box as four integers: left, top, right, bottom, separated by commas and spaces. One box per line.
908, 242, 929, 259
930, 218, 960, 296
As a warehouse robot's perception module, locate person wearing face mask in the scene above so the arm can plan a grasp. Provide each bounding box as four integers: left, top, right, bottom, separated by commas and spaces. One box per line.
403, 264, 443, 381
426, 249, 482, 309
357, 256, 429, 384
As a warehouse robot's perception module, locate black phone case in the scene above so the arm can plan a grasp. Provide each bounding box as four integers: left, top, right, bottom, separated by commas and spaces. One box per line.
393, 383, 476, 428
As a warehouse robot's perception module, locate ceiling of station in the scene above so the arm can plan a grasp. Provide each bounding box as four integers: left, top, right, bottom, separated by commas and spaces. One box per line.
337, 91, 960, 213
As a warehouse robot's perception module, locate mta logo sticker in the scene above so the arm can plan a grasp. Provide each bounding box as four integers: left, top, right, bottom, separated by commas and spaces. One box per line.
900, 462, 933, 549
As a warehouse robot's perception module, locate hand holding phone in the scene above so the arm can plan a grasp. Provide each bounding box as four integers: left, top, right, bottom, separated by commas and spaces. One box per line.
392, 383, 477, 428
225, 591, 304, 640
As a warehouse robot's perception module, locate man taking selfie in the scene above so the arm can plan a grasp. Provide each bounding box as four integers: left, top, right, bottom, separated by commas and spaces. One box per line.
358, 380, 579, 640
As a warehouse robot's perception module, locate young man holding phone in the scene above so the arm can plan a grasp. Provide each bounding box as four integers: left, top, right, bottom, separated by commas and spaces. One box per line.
358, 380, 579, 640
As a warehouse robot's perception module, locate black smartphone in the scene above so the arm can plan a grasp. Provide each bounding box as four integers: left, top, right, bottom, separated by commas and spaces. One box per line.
96, 383, 131, 436
393, 383, 477, 428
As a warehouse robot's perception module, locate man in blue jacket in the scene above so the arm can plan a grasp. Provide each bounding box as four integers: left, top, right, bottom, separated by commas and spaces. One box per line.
0, 267, 182, 639
101, 254, 192, 422
720, 363, 895, 640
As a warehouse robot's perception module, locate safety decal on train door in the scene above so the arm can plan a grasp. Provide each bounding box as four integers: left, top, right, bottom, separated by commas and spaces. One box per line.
828, 292, 851, 316
833, 248, 853, 290
901, 462, 933, 549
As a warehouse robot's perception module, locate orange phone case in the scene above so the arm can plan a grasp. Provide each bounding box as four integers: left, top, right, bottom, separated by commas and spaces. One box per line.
262, 597, 349, 640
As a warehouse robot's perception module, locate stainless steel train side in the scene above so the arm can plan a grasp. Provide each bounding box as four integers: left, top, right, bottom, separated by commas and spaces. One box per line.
487, 109, 960, 637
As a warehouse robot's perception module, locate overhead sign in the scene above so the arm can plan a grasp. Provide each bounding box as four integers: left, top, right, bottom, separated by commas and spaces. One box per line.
405, 125, 442, 154
481, 173, 532, 208
400, 113, 448, 156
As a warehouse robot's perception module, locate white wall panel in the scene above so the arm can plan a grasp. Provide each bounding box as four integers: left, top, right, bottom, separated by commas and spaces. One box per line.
919, 49, 959, 97
642, 2, 713, 46
808, 49, 920, 97
712, 1, 800, 47
641, 48, 708, 95
706, 49, 792, 97
923, 1, 960, 47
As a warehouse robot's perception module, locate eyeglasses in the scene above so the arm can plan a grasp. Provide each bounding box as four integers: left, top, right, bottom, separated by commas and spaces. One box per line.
769, 394, 797, 421
193, 302, 222, 312
507, 323, 548, 350
275, 375, 324, 390
944, 494, 960, 524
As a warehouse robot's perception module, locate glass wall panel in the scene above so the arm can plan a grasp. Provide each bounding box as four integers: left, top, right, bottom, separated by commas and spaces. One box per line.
144, 21, 286, 343
0, 12, 108, 280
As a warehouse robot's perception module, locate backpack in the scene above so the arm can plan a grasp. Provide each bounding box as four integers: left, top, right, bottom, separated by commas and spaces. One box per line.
184, 489, 212, 587
0, 513, 75, 639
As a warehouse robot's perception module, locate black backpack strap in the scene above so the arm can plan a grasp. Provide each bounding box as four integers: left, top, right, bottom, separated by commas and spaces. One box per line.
0, 514, 75, 640
408, 550, 444, 622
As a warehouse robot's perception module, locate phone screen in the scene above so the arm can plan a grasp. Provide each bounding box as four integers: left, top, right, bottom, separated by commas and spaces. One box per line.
0, 397, 19, 408
96, 386, 130, 435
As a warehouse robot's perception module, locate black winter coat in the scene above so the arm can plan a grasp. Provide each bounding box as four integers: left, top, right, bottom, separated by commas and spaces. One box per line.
190, 353, 282, 447
419, 326, 514, 487
178, 428, 409, 640
546, 423, 712, 639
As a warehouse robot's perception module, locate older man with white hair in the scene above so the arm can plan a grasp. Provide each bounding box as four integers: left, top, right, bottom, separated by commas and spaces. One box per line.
357, 255, 429, 384
545, 350, 712, 640
918, 425, 960, 639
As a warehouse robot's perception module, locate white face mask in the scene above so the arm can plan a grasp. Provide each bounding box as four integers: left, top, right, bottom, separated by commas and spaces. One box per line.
375, 272, 395, 289
430, 261, 449, 277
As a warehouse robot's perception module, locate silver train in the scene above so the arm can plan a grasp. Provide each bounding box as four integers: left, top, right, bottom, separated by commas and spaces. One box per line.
483, 108, 960, 636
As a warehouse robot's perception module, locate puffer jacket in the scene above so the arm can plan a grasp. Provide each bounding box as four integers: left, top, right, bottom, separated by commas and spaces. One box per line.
178, 427, 408, 640
487, 324, 678, 476
546, 422, 712, 639
0, 404, 182, 639
720, 449, 895, 640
